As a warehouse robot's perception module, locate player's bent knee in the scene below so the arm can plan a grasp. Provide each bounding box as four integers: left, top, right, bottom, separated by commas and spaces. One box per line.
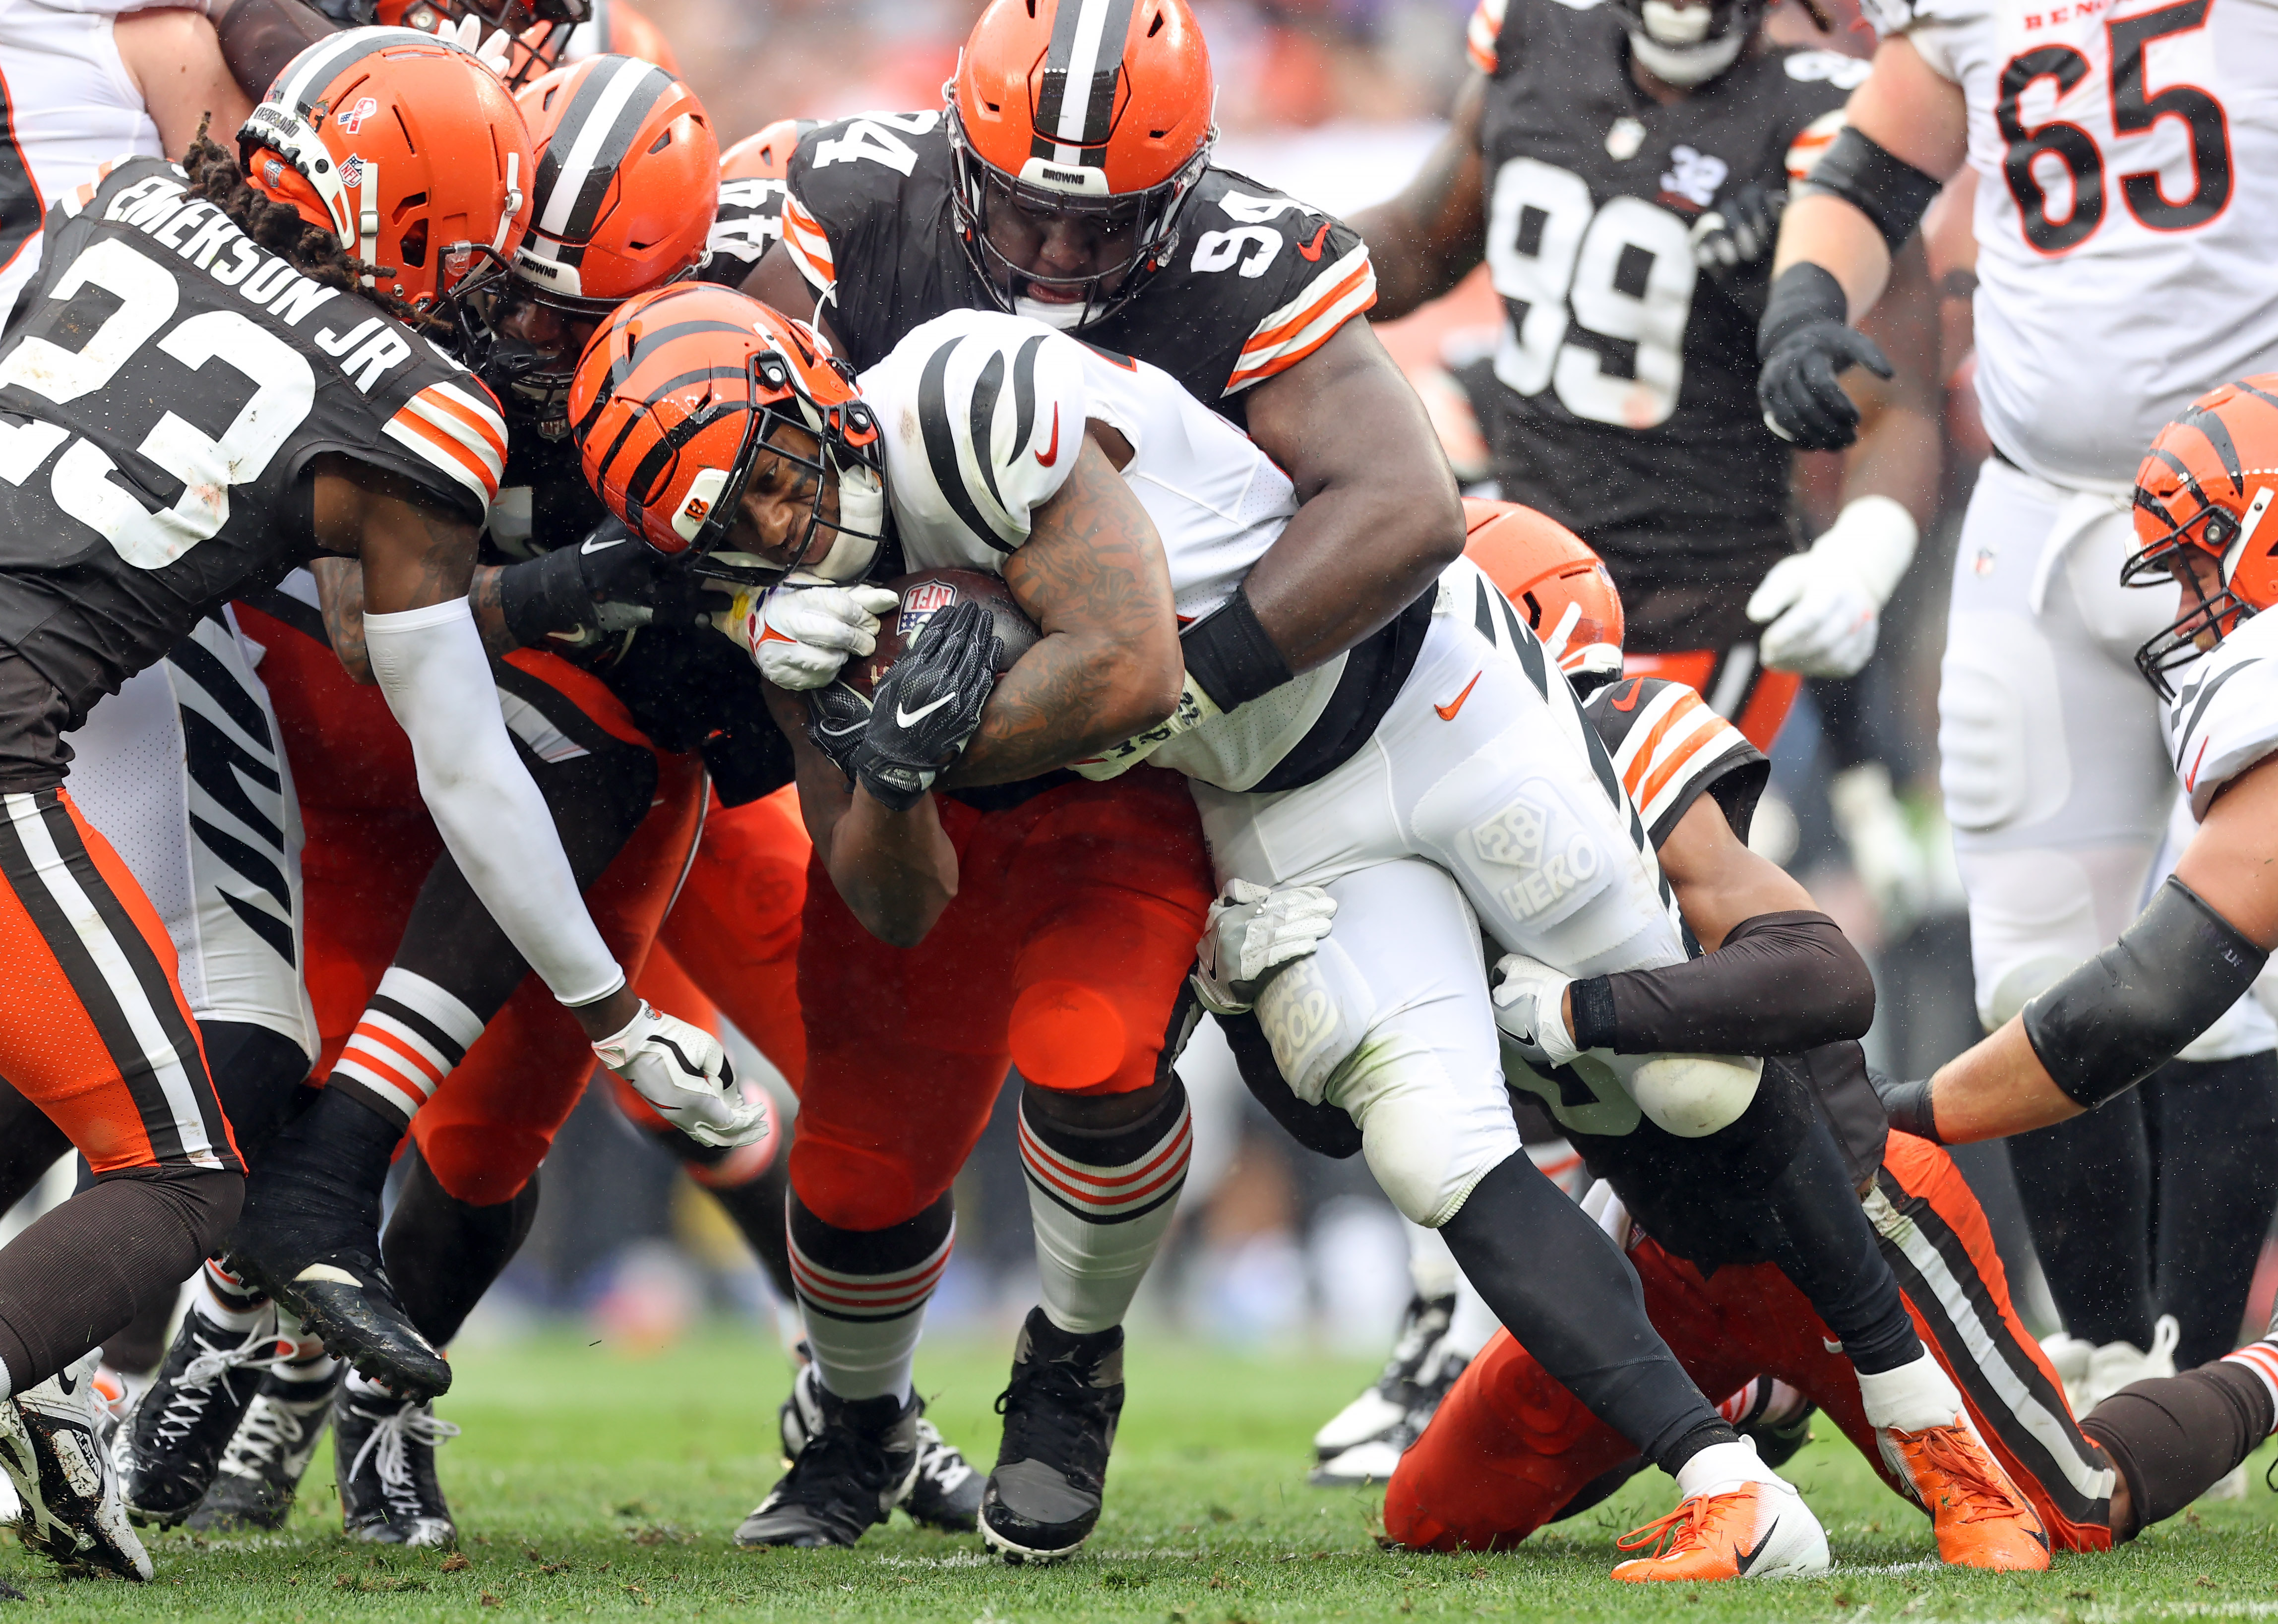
787, 1138, 933, 1233
1343, 1050, 1514, 1228
1009, 980, 1130, 1091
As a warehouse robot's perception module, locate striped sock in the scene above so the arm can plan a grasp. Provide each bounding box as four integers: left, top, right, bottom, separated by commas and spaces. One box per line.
788, 1193, 953, 1404
2219, 1335, 2278, 1431
197, 1259, 270, 1332
328, 967, 485, 1126
1021, 1078, 1192, 1337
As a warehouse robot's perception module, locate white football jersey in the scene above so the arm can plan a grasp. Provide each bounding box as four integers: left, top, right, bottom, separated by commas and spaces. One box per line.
862, 307, 1347, 790
2160, 611, 2278, 819
0, 0, 167, 320
1906, 0, 2278, 489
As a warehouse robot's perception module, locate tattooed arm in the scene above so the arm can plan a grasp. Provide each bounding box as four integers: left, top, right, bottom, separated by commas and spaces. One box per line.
936, 425, 1182, 787
310, 555, 373, 683
1349, 74, 1487, 321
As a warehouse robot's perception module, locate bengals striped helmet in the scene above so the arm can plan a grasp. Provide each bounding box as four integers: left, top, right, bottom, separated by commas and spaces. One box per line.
2127, 375, 2278, 695
569, 284, 885, 575
945, 0, 1216, 330
242, 28, 531, 312
1463, 499, 1627, 689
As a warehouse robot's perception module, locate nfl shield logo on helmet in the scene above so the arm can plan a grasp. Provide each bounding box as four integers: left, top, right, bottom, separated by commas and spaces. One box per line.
899, 580, 961, 645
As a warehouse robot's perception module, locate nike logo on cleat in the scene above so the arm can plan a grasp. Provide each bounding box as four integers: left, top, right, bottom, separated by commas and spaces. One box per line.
1737, 1520, 1776, 1573
897, 693, 957, 727
1435, 671, 1482, 722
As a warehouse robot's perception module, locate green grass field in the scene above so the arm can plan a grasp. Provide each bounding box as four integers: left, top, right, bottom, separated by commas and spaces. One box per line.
8, 1327, 2275, 1621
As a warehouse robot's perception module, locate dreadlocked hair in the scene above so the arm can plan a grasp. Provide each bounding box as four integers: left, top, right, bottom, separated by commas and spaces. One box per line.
180, 122, 453, 336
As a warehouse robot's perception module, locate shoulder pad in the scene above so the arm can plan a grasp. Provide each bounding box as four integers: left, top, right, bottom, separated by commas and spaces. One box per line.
706, 174, 789, 279
1584, 676, 1764, 846
867, 309, 1089, 555
1174, 172, 1378, 395
2168, 616, 2278, 818
782, 111, 949, 290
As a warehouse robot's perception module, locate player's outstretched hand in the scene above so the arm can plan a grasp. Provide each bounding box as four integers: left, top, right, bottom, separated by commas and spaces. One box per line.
717, 577, 899, 690
592, 1001, 765, 1148
1490, 952, 1581, 1070
1192, 879, 1339, 1016
861, 599, 1001, 811
1756, 263, 1893, 452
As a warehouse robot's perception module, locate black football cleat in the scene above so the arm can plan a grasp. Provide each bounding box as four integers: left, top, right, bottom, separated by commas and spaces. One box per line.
232, 1221, 450, 1402
979, 1309, 1124, 1564
777, 1354, 979, 1534
115, 1303, 283, 1527
737, 1382, 919, 1549
187, 1363, 341, 1533
335, 1384, 459, 1548
0, 1351, 151, 1580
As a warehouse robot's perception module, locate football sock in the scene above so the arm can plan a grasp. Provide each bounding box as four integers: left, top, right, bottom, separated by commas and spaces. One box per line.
235, 1084, 402, 1265
2220, 1333, 2278, 1418
2142, 1053, 2278, 1367
0, 1165, 240, 1395
1439, 1149, 1729, 1473
2008, 1103, 2156, 1349
382, 1155, 541, 1349
1762, 1115, 1922, 1375
1675, 1437, 1781, 1497
1020, 1074, 1191, 1336
789, 1191, 953, 1404
272, 1307, 336, 1382
197, 1259, 270, 1333
1407, 1221, 1459, 1302
323, 967, 485, 1128
2081, 1359, 2275, 1538
1856, 1349, 1970, 1434
1443, 1273, 1499, 1363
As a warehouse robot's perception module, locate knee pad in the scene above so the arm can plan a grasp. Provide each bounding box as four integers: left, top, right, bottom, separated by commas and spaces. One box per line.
1958, 845, 2156, 1029
1341, 1039, 1518, 1227
1254, 938, 1378, 1104
1009, 980, 1130, 1092
1939, 612, 2070, 834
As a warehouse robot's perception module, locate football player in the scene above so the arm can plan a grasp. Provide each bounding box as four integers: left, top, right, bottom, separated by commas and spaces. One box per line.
737, 0, 1470, 723
1351, 0, 1939, 747
578, 294, 1897, 1582
1761, 0, 2278, 1385
0, 26, 733, 1579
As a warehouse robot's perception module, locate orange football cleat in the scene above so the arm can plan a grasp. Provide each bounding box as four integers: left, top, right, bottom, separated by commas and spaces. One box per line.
1881, 1420, 2050, 1570
1611, 1478, 1830, 1581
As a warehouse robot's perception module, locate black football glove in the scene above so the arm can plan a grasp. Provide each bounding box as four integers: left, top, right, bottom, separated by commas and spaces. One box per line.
805, 680, 874, 782
1756, 262, 1894, 453
860, 600, 1002, 812
496, 518, 671, 646
1690, 183, 1785, 322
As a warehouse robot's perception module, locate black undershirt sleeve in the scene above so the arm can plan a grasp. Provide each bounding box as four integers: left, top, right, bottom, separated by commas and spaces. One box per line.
1568, 910, 1875, 1056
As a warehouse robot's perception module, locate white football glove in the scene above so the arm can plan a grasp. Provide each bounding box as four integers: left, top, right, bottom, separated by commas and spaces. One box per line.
1490, 952, 1581, 1071
1071, 673, 1222, 781
591, 1001, 766, 1148
713, 576, 900, 691
1746, 494, 1918, 678
442, 12, 517, 76
1191, 878, 1338, 1016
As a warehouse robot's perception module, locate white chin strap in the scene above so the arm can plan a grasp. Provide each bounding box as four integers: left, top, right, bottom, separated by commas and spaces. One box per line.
803, 464, 885, 583
1629, 24, 1745, 86
1014, 294, 1091, 331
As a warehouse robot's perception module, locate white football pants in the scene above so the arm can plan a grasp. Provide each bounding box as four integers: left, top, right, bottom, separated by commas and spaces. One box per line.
1190, 559, 1692, 1228
1938, 456, 2271, 1055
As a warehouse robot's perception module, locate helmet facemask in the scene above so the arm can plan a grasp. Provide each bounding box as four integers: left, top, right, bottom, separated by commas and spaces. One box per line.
1611, 0, 1766, 86
2126, 484, 2273, 697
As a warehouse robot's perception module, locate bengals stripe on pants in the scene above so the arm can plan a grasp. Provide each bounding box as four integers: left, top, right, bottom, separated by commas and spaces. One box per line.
0, 788, 237, 1174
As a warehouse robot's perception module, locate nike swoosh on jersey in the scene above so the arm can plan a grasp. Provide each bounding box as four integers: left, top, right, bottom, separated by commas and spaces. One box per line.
1036, 404, 1060, 467
1435, 671, 1483, 722
1297, 221, 1331, 261
581, 536, 629, 554
1611, 678, 1645, 712
2187, 735, 2210, 793
897, 692, 958, 727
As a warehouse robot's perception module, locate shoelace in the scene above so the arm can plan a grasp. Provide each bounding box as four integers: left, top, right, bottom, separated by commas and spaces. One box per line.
913, 1425, 974, 1492
1615, 1492, 1733, 1563
767, 1410, 898, 1538
1908, 1427, 2024, 1525
219, 1389, 321, 1476
994, 1351, 1115, 1478
346, 1401, 459, 1519
153, 1331, 289, 1444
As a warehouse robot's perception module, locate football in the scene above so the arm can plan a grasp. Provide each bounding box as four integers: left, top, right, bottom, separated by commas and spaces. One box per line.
843, 567, 1041, 695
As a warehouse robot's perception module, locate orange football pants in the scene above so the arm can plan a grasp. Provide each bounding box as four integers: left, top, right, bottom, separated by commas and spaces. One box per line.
790, 770, 1213, 1234
1385, 1133, 2114, 1554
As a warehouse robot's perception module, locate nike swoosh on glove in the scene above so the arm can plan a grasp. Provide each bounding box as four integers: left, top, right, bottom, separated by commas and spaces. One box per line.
1192, 878, 1339, 1016
592, 1001, 765, 1148
1490, 952, 1581, 1070
719, 577, 900, 691
805, 680, 873, 780
860, 599, 1001, 812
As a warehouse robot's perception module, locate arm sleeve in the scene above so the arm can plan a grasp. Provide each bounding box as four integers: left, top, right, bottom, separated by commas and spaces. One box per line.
1570, 910, 1876, 1056
363, 599, 625, 1007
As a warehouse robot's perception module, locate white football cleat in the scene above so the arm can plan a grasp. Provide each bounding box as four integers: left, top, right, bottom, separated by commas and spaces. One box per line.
1311, 1292, 1454, 1461
0, 1350, 152, 1579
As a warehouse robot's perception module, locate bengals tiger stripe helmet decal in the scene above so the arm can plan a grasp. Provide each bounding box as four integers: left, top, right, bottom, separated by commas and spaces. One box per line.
1462, 499, 1626, 688
569, 283, 884, 574
944, 0, 1216, 328
2128, 375, 2278, 695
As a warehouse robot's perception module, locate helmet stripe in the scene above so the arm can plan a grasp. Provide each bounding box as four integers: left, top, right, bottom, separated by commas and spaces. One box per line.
536, 55, 674, 250
271, 27, 416, 117
1035, 0, 1138, 157
2178, 404, 2247, 492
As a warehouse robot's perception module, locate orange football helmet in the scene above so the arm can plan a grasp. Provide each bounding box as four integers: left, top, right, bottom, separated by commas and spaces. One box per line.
720, 118, 814, 182
2127, 375, 2278, 694
242, 28, 532, 313
1463, 498, 1627, 688
569, 284, 884, 575
945, 0, 1216, 327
